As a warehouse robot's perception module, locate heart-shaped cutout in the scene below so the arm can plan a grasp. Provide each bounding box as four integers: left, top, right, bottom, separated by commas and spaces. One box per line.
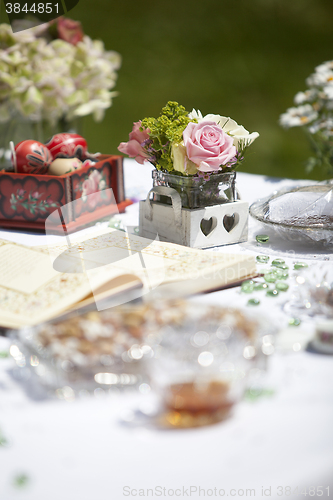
200, 216, 217, 237
223, 213, 239, 233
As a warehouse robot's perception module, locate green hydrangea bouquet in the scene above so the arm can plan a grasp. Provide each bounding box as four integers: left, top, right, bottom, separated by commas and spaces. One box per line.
0, 18, 121, 125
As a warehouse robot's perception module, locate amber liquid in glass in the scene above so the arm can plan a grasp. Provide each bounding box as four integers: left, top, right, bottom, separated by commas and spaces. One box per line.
161, 380, 233, 428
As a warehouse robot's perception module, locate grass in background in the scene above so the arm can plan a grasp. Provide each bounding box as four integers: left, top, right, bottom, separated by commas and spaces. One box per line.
2, 0, 333, 180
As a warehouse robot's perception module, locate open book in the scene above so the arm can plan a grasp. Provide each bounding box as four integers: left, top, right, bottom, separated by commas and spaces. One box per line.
0, 229, 256, 329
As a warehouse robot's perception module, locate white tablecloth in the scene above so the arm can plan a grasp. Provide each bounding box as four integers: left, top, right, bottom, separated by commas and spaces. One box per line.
0, 160, 332, 500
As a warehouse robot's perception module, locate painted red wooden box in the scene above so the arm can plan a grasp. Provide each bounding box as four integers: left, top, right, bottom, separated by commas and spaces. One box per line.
0, 155, 131, 234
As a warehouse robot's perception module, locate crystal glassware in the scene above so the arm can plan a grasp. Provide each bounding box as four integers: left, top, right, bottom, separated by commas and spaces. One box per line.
147, 302, 270, 428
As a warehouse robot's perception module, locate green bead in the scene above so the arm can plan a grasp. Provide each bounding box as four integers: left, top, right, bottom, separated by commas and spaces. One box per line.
256, 234, 269, 244
247, 298, 260, 306
13, 474, 29, 488
266, 289, 279, 297
0, 434, 8, 447
271, 258, 285, 266
276, 281, 289, 292
134, 227, 140, 234
273, 263, 289, 270
289, 318, 301, 326
109, 220, 121, 229
253, 282, 269, 291
274, 268, 289, 280
256, 255, 270, 263
294, 262, 308, 270
241, 280, 255, 293
264, 272, 277, 283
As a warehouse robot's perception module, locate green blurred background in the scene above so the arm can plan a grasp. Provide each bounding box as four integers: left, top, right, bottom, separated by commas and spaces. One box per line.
4, 0, 333, 179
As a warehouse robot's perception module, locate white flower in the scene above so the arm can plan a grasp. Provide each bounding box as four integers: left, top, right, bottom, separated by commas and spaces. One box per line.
323, 85, 333, 100
306, 69, 333, 88
171, 142, 198, 175
279, 104, 318, 128
73, 99, 111, 122
294, 89, 317, 105
309, 118, 333, 136
188, 108, 203, 121
315, 60, 333, 73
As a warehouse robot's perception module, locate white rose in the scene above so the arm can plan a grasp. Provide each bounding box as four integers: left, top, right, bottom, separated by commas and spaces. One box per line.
171, 142, 198, 175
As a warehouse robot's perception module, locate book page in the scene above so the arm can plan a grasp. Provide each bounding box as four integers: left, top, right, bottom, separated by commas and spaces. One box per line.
0, 244, 58, 294
0, 229, 256, 329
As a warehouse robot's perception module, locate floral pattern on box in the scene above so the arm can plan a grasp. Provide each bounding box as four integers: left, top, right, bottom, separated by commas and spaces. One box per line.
0, 156, 127, 233
0, 176, 65, 221
71, 162, 113, 218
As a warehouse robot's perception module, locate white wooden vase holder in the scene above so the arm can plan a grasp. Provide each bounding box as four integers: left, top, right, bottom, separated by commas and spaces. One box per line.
139, 186, 249, 249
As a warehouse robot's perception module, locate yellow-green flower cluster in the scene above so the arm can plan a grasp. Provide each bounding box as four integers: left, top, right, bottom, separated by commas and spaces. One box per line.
141, 101, 194, 172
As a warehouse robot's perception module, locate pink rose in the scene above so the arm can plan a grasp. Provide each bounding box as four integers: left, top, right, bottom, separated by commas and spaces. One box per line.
57, 17, 84, 46
82, 170, 102, 208
118, 121, 150, 164
183, 121, 237, 172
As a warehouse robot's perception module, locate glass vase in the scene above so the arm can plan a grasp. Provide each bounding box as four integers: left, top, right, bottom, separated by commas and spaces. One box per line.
152, 170, 238, 209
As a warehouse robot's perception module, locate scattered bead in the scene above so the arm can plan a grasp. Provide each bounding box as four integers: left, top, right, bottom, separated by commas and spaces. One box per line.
247, 298, 260, 306
256, 255, 269, 263
264, 272, 277, 283
266, 289, 279, 297
134, 227, 140, 234
289, 318, 301, 326
274, 268, 289, 280
273, 263, 289, 270
256, 234, 269, 244
13, 474, 29, 488
254, 282, 269, 291
271, 258, 285, 266
294, 262, 308, 270
276, 282, 289, 292
241, 280, 255, 293
0, 433, 8, 447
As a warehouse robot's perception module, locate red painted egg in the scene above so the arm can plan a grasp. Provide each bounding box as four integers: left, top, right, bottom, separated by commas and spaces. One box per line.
45, 133, 88, 160
14, 140, 52, 174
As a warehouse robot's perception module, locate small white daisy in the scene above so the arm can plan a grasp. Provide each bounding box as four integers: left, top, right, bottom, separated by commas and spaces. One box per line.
279, 104, 318, 128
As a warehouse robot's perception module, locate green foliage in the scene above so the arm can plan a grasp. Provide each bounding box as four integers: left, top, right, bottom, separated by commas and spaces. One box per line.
45, 0, 333, 181
305, 131, 333, 176
141, 101, 193, 171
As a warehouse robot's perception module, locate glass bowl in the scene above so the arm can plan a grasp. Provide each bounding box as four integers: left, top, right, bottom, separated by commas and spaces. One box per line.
250, 184, 333, 246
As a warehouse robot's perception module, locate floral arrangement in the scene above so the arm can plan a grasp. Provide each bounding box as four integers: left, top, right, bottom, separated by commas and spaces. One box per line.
279, 60, 333, 176
118, 101, 259, 176
0, 18, 121, 125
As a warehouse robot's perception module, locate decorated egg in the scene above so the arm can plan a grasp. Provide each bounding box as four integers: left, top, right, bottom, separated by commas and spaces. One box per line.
48, 158, 83, 176
45, 133, 88, 160
14, 140, 52, 174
